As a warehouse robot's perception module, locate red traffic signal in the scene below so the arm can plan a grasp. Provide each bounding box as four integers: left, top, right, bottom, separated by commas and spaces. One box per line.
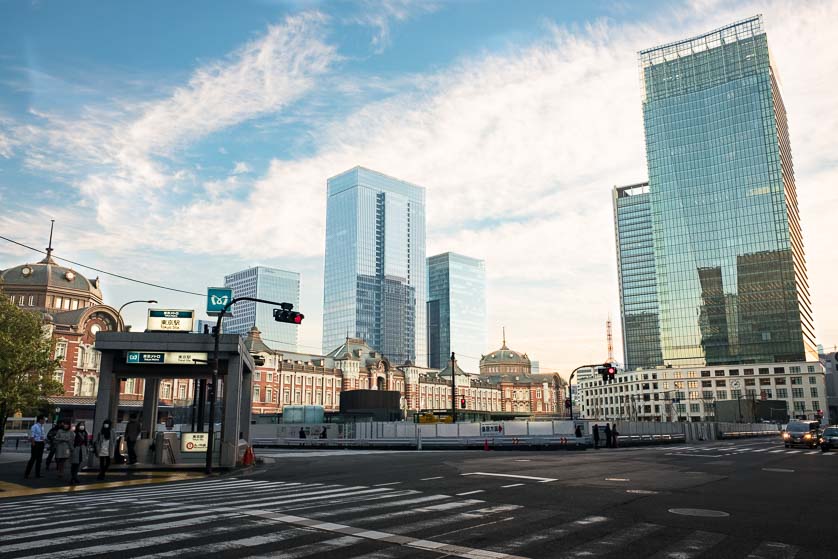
274, 308, 305, 325
460, 397, 466, 409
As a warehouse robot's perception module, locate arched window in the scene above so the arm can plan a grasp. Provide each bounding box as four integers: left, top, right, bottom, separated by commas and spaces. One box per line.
73, 376, 82, 396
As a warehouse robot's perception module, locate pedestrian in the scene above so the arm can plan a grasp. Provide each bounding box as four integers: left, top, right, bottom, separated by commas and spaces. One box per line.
592, 424, 600, 449
124, 413, 141, 465
574, 425, 582, 438
44, 421, 60, 470
611, 423, 619, 448
604, 423, 612, 448
70, 421, 89, 485
299, 427, 307, 439
23, 415, 47, 479
95, 419, 115, 481
52, 420, 74, 479
319, 429, 327, 439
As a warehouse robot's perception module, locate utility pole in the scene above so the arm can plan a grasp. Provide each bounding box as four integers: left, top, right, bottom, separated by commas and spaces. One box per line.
450, 352, 457, 424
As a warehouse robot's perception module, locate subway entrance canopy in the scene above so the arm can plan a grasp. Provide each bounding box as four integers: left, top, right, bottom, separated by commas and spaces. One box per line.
94, 331, 255, 469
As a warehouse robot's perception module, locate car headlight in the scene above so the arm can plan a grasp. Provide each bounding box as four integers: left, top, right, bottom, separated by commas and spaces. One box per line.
782, 433, 789, 439
803, 434, 812, 439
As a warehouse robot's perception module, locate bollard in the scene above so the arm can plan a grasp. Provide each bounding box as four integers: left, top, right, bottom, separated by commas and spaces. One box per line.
483, 438, 489, 451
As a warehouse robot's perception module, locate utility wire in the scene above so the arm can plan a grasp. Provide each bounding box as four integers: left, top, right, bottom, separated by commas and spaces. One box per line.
0, 233, 204, 297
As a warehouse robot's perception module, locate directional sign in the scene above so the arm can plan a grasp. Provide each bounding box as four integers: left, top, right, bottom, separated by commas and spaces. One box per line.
147, 309, 194, 332
181, 432, 208, 452
207, 287, 234, 317
126, 351, 208, 365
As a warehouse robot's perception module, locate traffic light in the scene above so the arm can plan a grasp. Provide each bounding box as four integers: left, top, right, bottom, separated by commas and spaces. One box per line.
599, 363, 617, 384
460, 397, 466, 409
273, 305, 304, 325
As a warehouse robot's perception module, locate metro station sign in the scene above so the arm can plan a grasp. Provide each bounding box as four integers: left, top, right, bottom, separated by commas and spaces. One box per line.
146, 309, 195, 332
126, 351, 208, 365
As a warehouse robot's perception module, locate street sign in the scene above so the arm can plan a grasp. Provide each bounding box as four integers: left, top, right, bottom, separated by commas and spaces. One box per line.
126, 351, 208, 365
146, 309, 194, 332
181, 432, 208, 452
207, 287, 234, 317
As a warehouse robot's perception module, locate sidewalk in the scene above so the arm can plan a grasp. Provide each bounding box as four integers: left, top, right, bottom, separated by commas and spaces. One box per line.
0, 449, 207, 499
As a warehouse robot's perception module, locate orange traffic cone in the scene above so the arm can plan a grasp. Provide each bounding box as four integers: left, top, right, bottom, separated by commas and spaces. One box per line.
242, 445, 255, 466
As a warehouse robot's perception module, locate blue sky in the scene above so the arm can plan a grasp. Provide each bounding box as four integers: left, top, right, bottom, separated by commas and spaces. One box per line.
1, 0, 836, 373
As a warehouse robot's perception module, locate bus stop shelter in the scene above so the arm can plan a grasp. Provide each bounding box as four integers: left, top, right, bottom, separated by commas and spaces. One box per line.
93, 331, 254, 469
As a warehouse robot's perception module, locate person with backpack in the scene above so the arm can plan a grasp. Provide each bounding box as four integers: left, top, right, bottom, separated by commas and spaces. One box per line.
69, 421, 89, 485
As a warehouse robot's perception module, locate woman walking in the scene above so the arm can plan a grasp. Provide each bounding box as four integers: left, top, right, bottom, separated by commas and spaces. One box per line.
52, 420, 73, 479
69, 421, 89, 485
95, 419, 115, 481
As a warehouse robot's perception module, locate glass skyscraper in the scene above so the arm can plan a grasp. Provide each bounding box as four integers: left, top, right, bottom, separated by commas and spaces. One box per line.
427, 252, 487, 373
322, 167, 427, 366
614, 182, 663, 371
617, 16, 817, 368
223, 266, 300, 351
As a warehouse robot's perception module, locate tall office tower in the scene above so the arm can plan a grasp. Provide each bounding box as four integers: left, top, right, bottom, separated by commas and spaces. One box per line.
613, 182, 663, 371
223, 266, 300, 351
427, 252, 487, 373
322, 167, 427, 366
631, 15, 817, 366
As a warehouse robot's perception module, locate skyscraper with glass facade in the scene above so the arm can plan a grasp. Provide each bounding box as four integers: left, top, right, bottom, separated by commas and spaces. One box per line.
223, 266, 300, 351
616, 16, 817, 369
427, 252, 487, 373
614, 182, 663, 371
322, 167, 427, 366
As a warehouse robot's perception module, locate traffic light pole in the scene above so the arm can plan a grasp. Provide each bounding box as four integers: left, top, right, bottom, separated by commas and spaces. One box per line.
568, 362, 613, 422
450, 352, 457, 424
206, 296, 297, 475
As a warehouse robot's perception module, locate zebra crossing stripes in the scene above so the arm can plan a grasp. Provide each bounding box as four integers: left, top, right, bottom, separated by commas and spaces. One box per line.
0, 478, 811, 559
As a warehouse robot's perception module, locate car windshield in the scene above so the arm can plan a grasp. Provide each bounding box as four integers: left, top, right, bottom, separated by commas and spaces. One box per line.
787, 424, 812, 433
823, 428, 838, 436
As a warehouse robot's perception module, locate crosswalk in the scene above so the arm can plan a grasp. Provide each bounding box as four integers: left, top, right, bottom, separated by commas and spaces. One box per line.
661, 443, 836, 458
0, 477, 809, 558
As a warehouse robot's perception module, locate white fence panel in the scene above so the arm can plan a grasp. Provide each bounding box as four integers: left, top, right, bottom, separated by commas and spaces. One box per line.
437, 423, 459, 437
458, 423, 480, 437
419, 424, 438, 438
501, 421, 528, 436
528, 421, 554, 436
553, 421, 575, 435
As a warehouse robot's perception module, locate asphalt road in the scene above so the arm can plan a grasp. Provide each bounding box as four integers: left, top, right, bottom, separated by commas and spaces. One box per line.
0, 438, 834, 558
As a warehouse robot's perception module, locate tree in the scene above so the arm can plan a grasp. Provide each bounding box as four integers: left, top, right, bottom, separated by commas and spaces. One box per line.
0, 288, 62, 453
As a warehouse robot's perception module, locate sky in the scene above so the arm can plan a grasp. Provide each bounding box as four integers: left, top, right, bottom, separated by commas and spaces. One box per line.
0, 0, 836, 376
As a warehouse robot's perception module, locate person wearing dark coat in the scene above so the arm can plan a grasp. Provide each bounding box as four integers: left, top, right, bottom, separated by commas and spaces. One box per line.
70, 422, 89, 485
299, 427, 307, 439
95, 420, 115, 481
611, 423, 619, 448
604, 423, 612, 448
574, 425, 582, 438
592, 424, 600, 449
44, 422, 60, 471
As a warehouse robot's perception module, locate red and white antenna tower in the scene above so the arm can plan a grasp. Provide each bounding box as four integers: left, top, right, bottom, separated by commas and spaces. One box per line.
606, 315, 614, 362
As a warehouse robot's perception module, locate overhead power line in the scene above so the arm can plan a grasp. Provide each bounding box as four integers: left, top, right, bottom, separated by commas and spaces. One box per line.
0, 233, 204, 297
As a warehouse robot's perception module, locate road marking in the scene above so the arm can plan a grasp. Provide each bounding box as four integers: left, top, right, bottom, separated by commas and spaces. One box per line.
785, 450, 802, 454
762, 468, 794, 473
501, 483, 524, 488
769, 450, 786, 453
420, 476, 443, 480
245, 535, 364, 559
605, 477, 629, 481
134, 527, 308, 558
626, 489, 658, 494
745, 541, 799, 559
555, 522, 662, 558
0, 472, 206, 499
456, 490, 485, 496
417, 499, 485, 511
669, 508, 729, 518
752, 448, 770, 452
648, 529, 726, 559
488, 516, 609, 553
667, 453, 723, 458
513, 459, 531, 462
805, 451, 818, 455
373, 481, 403, 486
461, 472, 557, 483
306, 493, 447, 518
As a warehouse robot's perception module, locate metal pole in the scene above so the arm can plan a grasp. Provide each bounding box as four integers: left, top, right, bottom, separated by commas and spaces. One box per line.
117, 299, 158, 332
451, 352, 457, 424
196, 380, 206, 430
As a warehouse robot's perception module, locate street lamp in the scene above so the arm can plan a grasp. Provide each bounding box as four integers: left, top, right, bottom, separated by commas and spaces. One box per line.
117, 300, 158, 331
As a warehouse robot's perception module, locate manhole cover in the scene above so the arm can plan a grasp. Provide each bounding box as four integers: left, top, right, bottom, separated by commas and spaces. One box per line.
668, 508, 729, 518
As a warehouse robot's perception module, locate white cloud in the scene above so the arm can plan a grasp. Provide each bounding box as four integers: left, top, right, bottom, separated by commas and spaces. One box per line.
231, 161, 251, 175
351, 0, 438, 53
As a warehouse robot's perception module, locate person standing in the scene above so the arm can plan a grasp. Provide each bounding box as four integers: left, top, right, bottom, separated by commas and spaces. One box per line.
611, 423, 619, 448
299, 427, 307, 439
604, 423, 612, 448
124, 414, 141, 465
44, 421, 60, 471
95, 420, 115, 481
592, 424, 600, 449
574, 425, 582, 438
23, 415, 47, 479
52, 420, 74, 479
69, 422, 89, 485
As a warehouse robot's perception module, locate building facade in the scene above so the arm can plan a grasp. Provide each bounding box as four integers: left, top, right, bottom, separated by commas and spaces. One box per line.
426, 252, 487, 373
578, 361, 829, 424
322, 167, 427, 366
224, 266, 300, 351
244, 328, 559, 417
820, 350, 838, 423
613, 182, 662, 371
616, 16, 818, 369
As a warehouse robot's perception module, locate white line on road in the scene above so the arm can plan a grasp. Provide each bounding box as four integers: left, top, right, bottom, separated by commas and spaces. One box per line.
373, 481, 403, 486
420, 476, 443, 480
745, 541, 799, 559
456, 490, 485, 496
648, 529, 726, 559
605, 478, 629, 482
501, 483, 524, 488
461, 472, 557, 483
762, 468, 794, 473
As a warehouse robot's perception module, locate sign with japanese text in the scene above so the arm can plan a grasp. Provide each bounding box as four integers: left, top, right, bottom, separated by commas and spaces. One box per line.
146, 309, 194, 332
